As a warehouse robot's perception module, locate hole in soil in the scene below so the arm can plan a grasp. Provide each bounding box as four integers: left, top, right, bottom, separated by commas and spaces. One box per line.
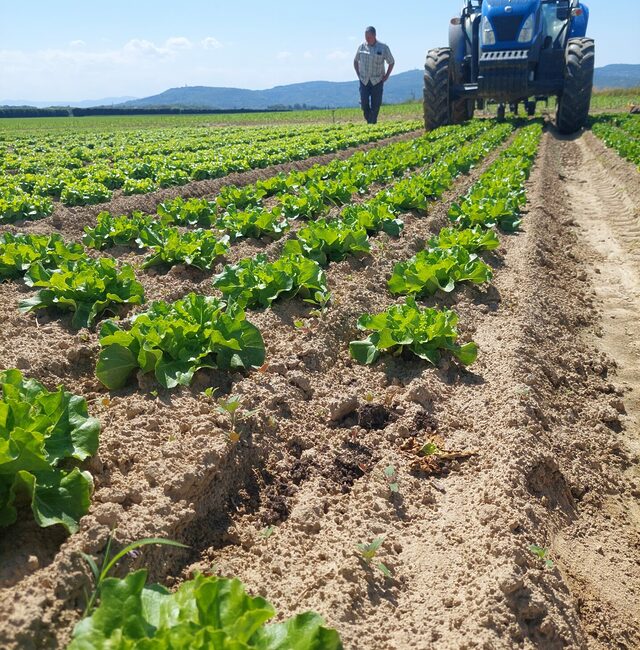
250, 444, 313, 527
328, 440, 376, 493
527, 458, 576, 520
605, 420, 623, 434
358, 403, 395, 430
413, 410, 438, 435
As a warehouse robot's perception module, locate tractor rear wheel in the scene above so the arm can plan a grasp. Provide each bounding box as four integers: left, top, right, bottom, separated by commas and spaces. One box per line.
556, 38, 595, 134
424, 48, 452, 131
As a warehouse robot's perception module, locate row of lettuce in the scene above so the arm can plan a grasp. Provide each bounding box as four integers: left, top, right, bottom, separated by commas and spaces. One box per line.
1, 120, 543, 648
591, 113, 640, 167
0, 119, 419, 222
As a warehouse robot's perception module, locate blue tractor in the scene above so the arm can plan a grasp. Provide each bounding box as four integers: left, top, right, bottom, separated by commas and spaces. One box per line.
424, 0, 594, 133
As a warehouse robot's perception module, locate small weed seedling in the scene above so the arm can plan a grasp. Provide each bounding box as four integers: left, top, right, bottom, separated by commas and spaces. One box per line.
216, 394, 258, 443
260, 525, 276, 540
307, 291, 331, 317
384, 465, 399, 494
529, 544, 554, 569
357, 537, 392, 578
418, 441, 441, 457
80, 531, 187, 616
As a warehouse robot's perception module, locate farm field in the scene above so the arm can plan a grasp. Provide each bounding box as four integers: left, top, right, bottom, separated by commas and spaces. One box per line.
0, 110, 639, 650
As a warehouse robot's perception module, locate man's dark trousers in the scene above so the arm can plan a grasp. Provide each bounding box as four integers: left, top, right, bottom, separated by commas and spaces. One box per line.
359, 80, 384, 124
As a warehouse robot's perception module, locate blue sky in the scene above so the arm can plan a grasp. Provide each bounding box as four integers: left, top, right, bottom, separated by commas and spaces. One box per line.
0, 0, 636, 101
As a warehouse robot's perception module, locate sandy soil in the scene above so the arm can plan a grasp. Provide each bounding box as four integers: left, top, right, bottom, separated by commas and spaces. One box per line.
0, 125, 638, 649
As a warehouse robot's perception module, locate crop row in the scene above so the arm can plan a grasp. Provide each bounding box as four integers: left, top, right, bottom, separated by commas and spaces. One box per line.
0, 119, 419, 221
591, 114, 640, 167
349, 123, 543, 366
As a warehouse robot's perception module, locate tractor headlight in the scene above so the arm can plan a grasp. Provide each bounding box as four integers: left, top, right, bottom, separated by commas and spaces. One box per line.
518, 13, 535, 42
481, 16, 496, 45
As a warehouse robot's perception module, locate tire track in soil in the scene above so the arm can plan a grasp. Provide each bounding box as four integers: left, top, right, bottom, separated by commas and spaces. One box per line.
549, 129, 640, 649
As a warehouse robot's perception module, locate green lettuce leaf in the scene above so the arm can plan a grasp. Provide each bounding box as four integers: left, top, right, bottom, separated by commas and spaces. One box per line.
97, 294, 265, 390
69, 571, 342, 650
0, 369, 99, 532
349, 297, 478, 367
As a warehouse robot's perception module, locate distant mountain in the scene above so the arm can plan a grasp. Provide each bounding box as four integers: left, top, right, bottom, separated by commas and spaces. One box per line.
594, 64, 640, 89
0, 96, 138, 108
119, 64, 640, 111
118, 70, 424, 110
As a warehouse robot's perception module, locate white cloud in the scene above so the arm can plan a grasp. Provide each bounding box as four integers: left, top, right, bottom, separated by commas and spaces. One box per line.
276, 51, 292, 61
201, 36, 223, 50
165, 36, 192, 51
303, 50, 313, 59
70, 40, 86, 48
122, 39, 170, 58
327, 49, 349, 61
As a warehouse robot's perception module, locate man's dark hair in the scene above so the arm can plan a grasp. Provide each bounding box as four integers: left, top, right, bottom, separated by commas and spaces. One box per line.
365, 26, 376, 35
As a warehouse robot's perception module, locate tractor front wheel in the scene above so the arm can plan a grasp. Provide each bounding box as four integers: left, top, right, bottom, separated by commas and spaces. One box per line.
556, 38, 595, 134
424, 48, 452, 131
452, 98, 474, 124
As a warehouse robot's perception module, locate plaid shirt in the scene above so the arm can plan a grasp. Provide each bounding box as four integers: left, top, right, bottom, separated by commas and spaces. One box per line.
354, 41, 395, 86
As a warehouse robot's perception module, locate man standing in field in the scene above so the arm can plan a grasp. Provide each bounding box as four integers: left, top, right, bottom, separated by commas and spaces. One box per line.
354, 26, 395, 125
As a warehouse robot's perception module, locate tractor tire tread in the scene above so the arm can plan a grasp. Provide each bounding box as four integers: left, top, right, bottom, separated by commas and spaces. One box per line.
424, 48, 452, 131
557, 38, 595, 134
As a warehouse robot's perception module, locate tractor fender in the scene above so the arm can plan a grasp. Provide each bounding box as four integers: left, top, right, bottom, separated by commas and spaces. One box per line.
570, 3, 589, 38
448, 21, 466, 83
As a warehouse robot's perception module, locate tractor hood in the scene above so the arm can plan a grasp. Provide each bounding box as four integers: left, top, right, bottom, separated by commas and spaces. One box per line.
481, 0, 540, 47
482, 0, 539, 17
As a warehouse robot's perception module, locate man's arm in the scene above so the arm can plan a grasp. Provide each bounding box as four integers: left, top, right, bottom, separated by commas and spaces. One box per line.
383, 45, 395, 82
354, 49, 360, 77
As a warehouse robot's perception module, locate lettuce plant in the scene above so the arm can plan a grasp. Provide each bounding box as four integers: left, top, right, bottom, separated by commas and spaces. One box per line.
340, 202, 404, 237
213, 253, 329, 309
142, 229, 230, 271
428, 226, 500, 254
387, 246, 493, 297
349, 297, 478, 366
216, 206, 290, 241
83, 211, 156, 250
0, 188, 54, 224
60, 179, 112, 206
157, 197, 216, 228
0, 232, 85, 279
69, 570, 342, 649
283, 219, 370, 266
0, 369, 100, 533
96, 293, 265, 390
20, 258, 145, 329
